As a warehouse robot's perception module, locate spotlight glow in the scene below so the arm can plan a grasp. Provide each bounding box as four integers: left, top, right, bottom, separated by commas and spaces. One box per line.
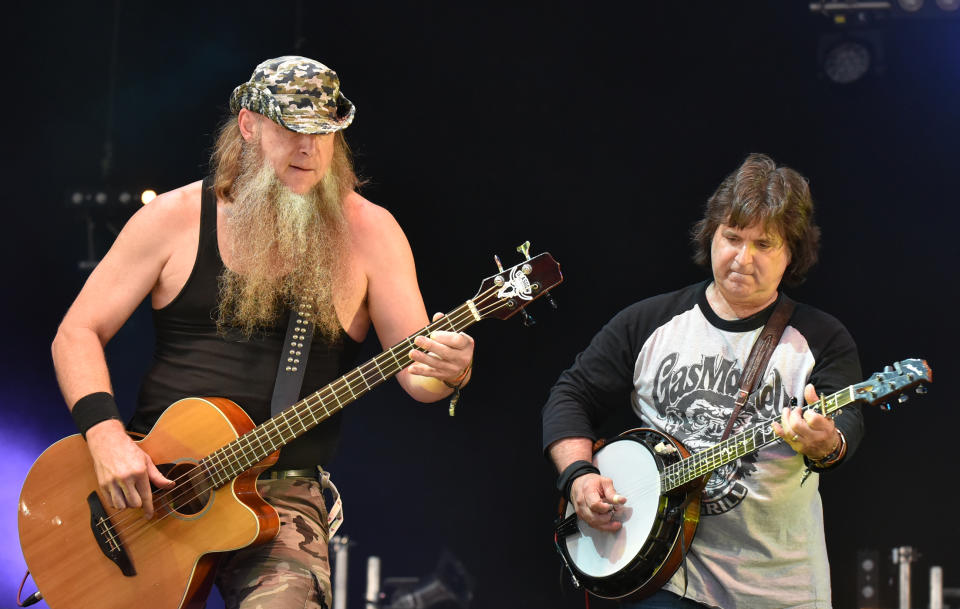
141, 189, 157, 204
824, 40, 871, 84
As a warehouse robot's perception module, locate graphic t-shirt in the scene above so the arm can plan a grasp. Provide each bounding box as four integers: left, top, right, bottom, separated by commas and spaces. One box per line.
542, 281, 863, 609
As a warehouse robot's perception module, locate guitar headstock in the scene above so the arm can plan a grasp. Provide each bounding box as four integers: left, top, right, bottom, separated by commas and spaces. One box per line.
853, 358, 932, 408
471, 252, 563, 321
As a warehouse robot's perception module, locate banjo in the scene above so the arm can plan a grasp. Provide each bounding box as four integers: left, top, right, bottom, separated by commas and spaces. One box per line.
552, 358, 932, 600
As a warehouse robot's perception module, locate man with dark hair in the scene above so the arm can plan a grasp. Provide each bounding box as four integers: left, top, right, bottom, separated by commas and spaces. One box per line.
52, 56, 475, 609
543, 153, 863, 608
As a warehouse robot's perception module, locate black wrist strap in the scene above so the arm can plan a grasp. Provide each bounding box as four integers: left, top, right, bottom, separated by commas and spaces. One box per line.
556, 459, 600, 502
71, 392, 122, 438
270, 304, 315, 416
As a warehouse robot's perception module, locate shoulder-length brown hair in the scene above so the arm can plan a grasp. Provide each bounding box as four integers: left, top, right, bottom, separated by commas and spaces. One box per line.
209, 116, 360, 203
691, 153, 820, 287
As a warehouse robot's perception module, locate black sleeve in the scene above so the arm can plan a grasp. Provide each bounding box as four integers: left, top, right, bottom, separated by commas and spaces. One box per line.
804, 311, 865, 470
541, 304, 645, 454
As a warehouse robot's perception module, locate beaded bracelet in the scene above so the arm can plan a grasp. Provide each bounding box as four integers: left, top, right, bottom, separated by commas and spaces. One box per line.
811, 429, 847, 468
442, 359, 473, 389
444, 360, 473, 416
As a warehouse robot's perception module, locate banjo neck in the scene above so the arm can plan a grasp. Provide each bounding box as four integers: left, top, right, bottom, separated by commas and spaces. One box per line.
660, 358, 931, 492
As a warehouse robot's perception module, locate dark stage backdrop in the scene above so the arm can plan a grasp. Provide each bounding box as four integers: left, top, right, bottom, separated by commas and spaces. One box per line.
2, 3, 957, 609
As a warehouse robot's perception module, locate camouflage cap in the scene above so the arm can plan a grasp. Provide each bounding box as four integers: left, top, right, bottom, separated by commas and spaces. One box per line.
229, 56, 356, 134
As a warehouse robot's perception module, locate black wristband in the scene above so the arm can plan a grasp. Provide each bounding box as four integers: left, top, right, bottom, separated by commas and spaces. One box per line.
71, 392, 122, 438
556, 459, 600, 502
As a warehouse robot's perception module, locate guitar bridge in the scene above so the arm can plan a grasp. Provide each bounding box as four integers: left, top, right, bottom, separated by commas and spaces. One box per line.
87, 492, 136, 577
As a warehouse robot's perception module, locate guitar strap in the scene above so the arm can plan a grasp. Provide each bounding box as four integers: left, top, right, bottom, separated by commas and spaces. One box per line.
268, 305, 345, 536
270, 304, 316, 416
676, 293, 795, 599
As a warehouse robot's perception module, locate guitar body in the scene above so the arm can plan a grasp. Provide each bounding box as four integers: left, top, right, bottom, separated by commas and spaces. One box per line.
18, 397, 280, 609
557, 428, 703, 600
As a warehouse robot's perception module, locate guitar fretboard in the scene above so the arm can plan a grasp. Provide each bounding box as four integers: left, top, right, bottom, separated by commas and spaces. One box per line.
200, 302, 480, 487
659, 386, 856, 492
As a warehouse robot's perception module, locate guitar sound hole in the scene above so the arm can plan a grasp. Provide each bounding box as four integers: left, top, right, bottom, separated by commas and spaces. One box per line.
156, 462, 212, 517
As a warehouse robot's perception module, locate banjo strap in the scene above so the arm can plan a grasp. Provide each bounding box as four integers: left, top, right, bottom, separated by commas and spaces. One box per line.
720, 295, 795, 442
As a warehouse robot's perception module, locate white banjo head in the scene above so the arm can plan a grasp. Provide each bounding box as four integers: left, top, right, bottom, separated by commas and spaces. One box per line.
564, 437, 661, 578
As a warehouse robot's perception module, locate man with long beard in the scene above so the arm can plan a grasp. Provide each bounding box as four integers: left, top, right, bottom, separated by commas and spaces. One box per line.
51, 56, 475, 608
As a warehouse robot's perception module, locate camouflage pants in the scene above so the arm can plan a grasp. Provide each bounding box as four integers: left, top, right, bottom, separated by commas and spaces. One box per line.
216, 479, 332, 609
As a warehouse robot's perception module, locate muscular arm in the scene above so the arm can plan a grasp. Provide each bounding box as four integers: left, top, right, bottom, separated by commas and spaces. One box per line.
53, 205, 170, 403
347, 196, 474, 403
52, 188, 193, 516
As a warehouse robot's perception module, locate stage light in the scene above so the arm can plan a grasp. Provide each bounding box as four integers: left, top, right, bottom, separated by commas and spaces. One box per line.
823, 40, 872, 83
65, 188, 152, 208
141, 189, 157, 204
935, 0, 959, 10
898, 0, 924, 11
809, 1, 892, 11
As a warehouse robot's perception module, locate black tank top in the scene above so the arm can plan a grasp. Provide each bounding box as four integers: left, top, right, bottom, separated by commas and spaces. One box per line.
131, 177, 361, 468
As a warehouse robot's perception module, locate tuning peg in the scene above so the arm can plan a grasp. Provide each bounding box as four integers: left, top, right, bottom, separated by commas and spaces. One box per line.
520, 309, 536, 327
915, 385, 928, 395
884, 365, 894, 373
493, 254, 505, 273
544, 290, 558, 310
882, 403, 892, 411
516, 241, 559, 310
898, 394, 909, 404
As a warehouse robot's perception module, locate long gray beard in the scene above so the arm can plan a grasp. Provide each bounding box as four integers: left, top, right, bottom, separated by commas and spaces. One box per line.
217, 146, 345, 339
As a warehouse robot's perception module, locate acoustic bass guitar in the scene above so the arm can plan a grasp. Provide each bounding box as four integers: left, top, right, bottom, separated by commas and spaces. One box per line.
19, 250, 562, 609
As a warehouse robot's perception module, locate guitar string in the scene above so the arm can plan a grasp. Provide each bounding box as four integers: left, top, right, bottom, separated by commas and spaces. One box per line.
160, 292, 493, 492
101, 299, 486, 542
102, 296, 484, 541
100, 284, 519, 543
